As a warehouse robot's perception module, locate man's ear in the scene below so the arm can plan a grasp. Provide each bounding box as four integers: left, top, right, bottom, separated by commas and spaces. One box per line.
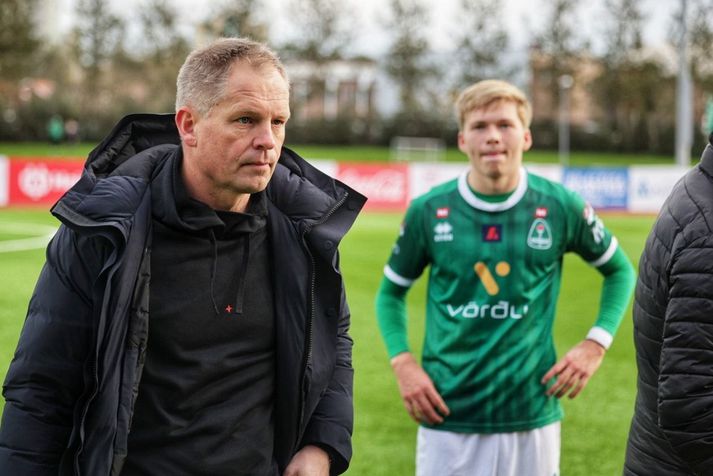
175, 107, 198, 147
523, 128, 533, 152
457, 130, 466, 153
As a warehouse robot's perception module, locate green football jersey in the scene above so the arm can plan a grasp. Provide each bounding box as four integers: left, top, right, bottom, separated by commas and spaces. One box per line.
384, 168, 619, 433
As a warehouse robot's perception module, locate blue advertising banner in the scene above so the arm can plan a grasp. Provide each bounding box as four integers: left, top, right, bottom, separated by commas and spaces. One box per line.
562, 167, 629, 210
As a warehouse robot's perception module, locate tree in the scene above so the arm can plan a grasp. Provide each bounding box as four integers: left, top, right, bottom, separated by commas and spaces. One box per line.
384, 0, 437, 116
688, 0, 713, 89
0, 0, 40, 80
451, 0, 509, 88
74, 0, 125, 95
201, 0, 269, 43
284, 0, 353, 62
532, 0, 586, 101
595, 0, 656, 151
138, 0, 191, 111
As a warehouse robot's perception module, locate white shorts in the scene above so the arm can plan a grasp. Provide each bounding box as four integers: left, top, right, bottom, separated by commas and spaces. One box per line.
416, 422, 560, 476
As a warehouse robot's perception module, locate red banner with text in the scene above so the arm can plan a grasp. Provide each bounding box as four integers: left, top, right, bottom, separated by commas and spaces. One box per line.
335, 163, 409, 211
8, 158, 83, 206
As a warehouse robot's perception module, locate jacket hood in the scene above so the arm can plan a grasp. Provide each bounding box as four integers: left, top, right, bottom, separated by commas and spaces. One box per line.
88, 113, 180, 179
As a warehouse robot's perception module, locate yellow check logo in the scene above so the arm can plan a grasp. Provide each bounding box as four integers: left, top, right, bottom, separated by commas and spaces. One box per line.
474, 261, 510, 295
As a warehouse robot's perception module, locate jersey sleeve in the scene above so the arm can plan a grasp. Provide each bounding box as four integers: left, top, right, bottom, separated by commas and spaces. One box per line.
383, 198, 431, 287
564, 191, 617, 265
376, 199, 432, 359
563, 190, 635, 348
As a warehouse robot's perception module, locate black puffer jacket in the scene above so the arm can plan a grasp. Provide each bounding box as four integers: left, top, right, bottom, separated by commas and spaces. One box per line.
0, 114, 366, 475
624, 140, 713, 476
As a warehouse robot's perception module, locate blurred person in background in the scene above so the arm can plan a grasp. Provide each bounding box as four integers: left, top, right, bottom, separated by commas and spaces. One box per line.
375, 79, 636, 476
624, 136, 713, 476
0, 37, 365, 476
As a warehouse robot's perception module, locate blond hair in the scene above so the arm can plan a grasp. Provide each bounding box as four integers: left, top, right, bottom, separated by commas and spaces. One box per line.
455, 79, 532, 130
175, 37, 288, 115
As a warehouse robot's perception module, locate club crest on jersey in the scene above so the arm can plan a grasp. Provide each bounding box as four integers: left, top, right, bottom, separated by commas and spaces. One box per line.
434, 221, 454, 242
482, 224, 502, 242
436, 207, 450, 218
527, 218, 552, 250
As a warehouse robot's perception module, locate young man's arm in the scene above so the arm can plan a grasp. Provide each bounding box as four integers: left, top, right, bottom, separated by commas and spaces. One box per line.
541, 246, 635, 398
375, 277, 450, 425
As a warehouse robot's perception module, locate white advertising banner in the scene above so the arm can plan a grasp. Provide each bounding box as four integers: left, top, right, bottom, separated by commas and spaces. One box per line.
307, 159, 338, 178
524, 163, 563, 183
408, 163, 467, 199
628, 165, 689, 213
0, 156, 7, 206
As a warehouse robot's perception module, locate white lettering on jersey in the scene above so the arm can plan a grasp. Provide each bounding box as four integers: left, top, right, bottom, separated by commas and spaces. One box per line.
447, 301, 529, 320
434, 221, 454, 242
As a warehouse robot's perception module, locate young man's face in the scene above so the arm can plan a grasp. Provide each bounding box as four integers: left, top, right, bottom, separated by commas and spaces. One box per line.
458, 100, 532, 192
178, 61, 291, 211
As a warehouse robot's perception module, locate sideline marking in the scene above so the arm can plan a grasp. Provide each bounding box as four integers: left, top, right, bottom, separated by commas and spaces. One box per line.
0, 221, 57, 253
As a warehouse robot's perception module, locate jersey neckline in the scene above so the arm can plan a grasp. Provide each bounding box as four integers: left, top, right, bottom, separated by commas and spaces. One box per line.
457, 168, 528, 212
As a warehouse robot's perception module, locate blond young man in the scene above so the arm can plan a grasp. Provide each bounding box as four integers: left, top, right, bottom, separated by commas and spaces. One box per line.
376, 79, 635, 475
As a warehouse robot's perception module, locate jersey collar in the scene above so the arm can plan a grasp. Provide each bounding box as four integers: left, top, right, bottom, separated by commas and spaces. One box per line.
458, 167, 528, 212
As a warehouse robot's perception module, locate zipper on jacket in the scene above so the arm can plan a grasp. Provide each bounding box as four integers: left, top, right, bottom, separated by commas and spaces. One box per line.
74, 358, 99, 474
295, 192, 348, 438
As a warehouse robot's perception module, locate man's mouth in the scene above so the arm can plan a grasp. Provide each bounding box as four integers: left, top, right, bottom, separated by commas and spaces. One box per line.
481, 151, 505, 160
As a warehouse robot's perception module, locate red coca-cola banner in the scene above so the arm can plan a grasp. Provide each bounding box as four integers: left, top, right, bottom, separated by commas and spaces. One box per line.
8, 158, 83, 206
335, 163, 409, 211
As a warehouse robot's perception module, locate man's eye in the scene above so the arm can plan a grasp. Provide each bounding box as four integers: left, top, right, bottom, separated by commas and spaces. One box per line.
236, 117, 252, 124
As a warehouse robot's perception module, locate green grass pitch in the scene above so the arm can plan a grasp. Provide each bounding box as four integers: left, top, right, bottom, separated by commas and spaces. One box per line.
0, 208, 655, 475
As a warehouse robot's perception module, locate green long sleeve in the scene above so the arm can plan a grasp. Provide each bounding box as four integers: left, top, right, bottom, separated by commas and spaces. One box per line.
375, 276, 411, 359
593, 245, 636, 336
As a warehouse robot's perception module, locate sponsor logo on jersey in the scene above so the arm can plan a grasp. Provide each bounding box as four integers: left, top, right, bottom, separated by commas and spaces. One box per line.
434, 221, 453, 242
445, 261, 530, 320
474, 261, 510, 295
527, 218, 552, 250
482, 224, 502, 242
436, 207, 450, 218
535, 207, 548, 218
447, 301, 529, 319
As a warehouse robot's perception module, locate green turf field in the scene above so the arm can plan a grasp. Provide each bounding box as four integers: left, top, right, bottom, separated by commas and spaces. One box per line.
0, 141, 675, 166
0, 208, 655, 475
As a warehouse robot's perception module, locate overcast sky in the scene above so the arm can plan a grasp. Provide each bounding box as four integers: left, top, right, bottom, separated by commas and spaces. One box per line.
51, 0, 679, 57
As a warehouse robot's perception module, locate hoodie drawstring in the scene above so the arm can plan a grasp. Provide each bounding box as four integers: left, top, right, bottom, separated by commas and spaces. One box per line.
209, 228, 220, 316
208, 229, 251, 317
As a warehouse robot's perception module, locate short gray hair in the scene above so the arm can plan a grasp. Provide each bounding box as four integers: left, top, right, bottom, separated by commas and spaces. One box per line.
175, 37, 288, 115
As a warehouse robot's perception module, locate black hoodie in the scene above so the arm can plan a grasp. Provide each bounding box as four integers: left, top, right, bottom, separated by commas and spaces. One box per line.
122, 150, 278, 475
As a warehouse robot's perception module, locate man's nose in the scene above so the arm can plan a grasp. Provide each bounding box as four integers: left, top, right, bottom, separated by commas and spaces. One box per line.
485, 125, 501, 143
253, 122, 276, 150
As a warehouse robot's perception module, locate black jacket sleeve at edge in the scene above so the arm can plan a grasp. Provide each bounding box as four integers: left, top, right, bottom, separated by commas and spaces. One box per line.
0, 226, 99, 474
299, 286, 354, 475
658, 235, 713, 476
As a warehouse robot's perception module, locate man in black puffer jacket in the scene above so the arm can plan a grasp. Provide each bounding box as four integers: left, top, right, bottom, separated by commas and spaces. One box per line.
624, 137, 713, 476
0, 38, 365, 476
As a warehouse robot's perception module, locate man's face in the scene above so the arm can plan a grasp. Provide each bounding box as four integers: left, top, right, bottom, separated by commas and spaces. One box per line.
179, 61, 290, 210
458, 100, 532, 188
